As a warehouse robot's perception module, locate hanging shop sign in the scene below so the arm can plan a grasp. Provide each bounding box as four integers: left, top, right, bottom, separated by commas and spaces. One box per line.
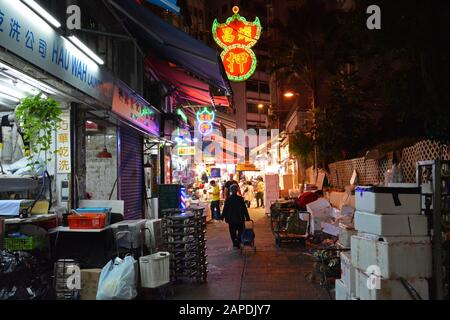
112, 81, 160, 136
212, 6, 262, 82
0, 0, 115, 106
56, 112, 71, 174
196, 107, 215, 136
177, 146, 195, 156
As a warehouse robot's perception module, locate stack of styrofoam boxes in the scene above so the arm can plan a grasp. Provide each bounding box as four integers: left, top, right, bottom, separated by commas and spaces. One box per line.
350, 185, 431, 300
264, 174, 280, 214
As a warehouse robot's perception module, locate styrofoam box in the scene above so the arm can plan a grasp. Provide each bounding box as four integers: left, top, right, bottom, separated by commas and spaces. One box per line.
322, 222, 339, 236
354, 211, 428, 236
355, 268, 429, 300
339, 224, 357, 248
355, 186, 421, 215
335, 279, 352, 300
340, 251, 356, 296
351, 234, 432, 279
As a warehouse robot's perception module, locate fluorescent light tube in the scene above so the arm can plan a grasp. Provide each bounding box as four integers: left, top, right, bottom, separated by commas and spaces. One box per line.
0, 92, 19, 102
68, 36, 104, 65
21, 0, 61, 28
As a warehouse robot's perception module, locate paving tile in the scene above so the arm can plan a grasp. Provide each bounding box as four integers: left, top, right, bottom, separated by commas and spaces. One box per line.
169, 208, 330, 300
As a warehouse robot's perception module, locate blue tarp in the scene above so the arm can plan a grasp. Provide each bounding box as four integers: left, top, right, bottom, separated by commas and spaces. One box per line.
109, 0, 231, 96
146, 0, 180, 15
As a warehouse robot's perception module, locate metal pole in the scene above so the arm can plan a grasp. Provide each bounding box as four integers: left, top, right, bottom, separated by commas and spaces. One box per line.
432, 160, 444, 300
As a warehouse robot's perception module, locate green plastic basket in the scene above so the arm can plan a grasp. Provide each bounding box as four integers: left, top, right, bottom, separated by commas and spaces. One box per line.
4, 235, 43, 251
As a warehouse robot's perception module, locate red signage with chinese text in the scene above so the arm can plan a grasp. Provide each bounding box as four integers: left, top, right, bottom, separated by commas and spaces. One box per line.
212, 6, 262, 82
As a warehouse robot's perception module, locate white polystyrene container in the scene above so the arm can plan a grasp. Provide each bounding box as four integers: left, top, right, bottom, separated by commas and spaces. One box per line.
355, 186, 421, 214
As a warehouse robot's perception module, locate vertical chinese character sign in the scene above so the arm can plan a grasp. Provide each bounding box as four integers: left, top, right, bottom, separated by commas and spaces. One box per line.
212, 6, 262, 82
56, 113, 71, 173
196, 108, 215, 136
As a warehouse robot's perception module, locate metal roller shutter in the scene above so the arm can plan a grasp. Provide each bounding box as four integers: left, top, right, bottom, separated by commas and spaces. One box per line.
119, 126, 144, 220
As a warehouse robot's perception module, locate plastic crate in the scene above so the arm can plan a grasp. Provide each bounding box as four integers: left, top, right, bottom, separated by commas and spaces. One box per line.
139, 252, 170, 288
68, 213, 106, 229
75, 207, 112, 225
5, 235, 42, 251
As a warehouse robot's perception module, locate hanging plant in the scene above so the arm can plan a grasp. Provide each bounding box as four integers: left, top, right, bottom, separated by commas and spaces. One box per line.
15, 93, 62, 171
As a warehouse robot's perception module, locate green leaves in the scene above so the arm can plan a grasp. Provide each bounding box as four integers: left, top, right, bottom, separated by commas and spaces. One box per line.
15, 93, 62, 172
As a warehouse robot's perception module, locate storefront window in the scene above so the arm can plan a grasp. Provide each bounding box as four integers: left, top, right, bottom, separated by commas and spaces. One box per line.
84, 122, 118, 200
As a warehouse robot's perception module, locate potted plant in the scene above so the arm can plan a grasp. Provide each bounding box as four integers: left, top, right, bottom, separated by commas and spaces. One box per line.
15, 93, 62, 172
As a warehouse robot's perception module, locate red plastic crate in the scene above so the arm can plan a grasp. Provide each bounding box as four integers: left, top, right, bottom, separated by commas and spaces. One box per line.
67, 213, 106, 229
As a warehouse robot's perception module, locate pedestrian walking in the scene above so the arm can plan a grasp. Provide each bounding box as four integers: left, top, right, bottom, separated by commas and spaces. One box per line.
221, 184, 251, 248
243, 181, 254, 208
223, 173, 239, 200
209, 180, 221, 221
255, 177, 265, 208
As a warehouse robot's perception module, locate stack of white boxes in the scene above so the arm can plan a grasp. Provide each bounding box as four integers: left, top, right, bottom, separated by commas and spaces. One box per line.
264, 174, 280, 214
335, 185, 432, 300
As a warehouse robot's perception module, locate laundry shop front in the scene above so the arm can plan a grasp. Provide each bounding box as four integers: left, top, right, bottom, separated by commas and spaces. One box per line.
0, 0, 116, 214
0, 0, 164, 270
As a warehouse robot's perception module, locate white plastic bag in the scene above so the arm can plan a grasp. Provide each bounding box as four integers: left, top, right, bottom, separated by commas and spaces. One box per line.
96, 256, 138, 300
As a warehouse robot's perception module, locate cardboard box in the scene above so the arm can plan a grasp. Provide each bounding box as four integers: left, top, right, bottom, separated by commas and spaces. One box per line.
354, 211, 428, 236
355, 268, 429, 300
335, 279, 352, 300
80, 269, 102, 300
355, 186, 421, 215
340, 251, 356, 296
351, 235, 432, 279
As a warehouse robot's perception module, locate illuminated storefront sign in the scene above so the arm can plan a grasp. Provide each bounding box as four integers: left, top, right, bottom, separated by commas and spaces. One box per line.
212, 6, 262, 82
112, 81, 160, 136
196, 107, 215, 136
177, 146, 195, 156
0, 0, 115, 105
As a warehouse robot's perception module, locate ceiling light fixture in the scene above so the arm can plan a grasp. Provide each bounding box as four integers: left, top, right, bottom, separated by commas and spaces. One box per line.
21, 0, 62, 28
68, 36, 104, 65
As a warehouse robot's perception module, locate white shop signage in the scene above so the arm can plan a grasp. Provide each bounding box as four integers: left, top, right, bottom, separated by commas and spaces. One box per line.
0, 0, 115, 105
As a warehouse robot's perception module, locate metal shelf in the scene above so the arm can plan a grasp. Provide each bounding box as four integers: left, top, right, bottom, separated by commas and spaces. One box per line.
417, 159, 450, 300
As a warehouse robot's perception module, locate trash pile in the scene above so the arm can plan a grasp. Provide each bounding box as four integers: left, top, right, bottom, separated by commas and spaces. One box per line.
0, 250, 52, 300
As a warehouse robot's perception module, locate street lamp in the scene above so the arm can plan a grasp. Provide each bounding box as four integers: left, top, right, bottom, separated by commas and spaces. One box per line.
258, 104, 264, 128
284, 91, 295, 98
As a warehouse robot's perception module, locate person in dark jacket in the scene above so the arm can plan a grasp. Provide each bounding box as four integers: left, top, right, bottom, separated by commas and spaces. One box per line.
221, 184, 251, 248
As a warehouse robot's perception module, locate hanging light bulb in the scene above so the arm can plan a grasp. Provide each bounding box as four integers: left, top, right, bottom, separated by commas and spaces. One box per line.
97, 130, 112, 158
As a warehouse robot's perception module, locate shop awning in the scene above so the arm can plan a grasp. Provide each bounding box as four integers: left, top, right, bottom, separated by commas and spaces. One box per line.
108, 0, 232, 96
145, 57, 214, 106
145, 0, 180, 15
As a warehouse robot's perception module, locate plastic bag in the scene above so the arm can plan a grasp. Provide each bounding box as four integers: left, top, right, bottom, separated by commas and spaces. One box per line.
96, 256, 137, 300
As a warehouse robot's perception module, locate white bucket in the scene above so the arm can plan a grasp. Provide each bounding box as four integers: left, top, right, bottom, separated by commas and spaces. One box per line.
139, 252, 170, 288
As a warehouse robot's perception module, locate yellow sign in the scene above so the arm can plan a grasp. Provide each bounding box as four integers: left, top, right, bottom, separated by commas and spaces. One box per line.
178, 146, 195, 156
56, 113, 71, 174
236, 163, 259, 171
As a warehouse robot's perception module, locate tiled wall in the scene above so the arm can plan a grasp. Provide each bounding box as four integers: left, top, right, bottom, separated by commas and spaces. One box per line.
85, 128, 118, 200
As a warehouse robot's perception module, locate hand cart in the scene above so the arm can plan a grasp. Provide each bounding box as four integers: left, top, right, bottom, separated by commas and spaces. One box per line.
240, 220, 256, 253
270, 207, 311, 247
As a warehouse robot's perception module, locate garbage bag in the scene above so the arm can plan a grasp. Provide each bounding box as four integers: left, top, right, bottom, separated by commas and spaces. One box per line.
96, 256, 137, 300
0, 250, 51, 300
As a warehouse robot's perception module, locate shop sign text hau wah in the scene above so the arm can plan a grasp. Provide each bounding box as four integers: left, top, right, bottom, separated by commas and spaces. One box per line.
0, 0, 115, 106
212, 6, 261, 82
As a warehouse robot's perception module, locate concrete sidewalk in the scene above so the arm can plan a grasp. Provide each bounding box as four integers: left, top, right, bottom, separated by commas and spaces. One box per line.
169, 207, 330, 300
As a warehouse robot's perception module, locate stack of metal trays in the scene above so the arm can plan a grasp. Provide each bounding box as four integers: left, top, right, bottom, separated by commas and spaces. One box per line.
162, 207, 208, 283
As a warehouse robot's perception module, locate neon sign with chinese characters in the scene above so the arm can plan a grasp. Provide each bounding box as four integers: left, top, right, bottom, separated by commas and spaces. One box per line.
196, 108, 215, 136
212, 6, 262, 82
